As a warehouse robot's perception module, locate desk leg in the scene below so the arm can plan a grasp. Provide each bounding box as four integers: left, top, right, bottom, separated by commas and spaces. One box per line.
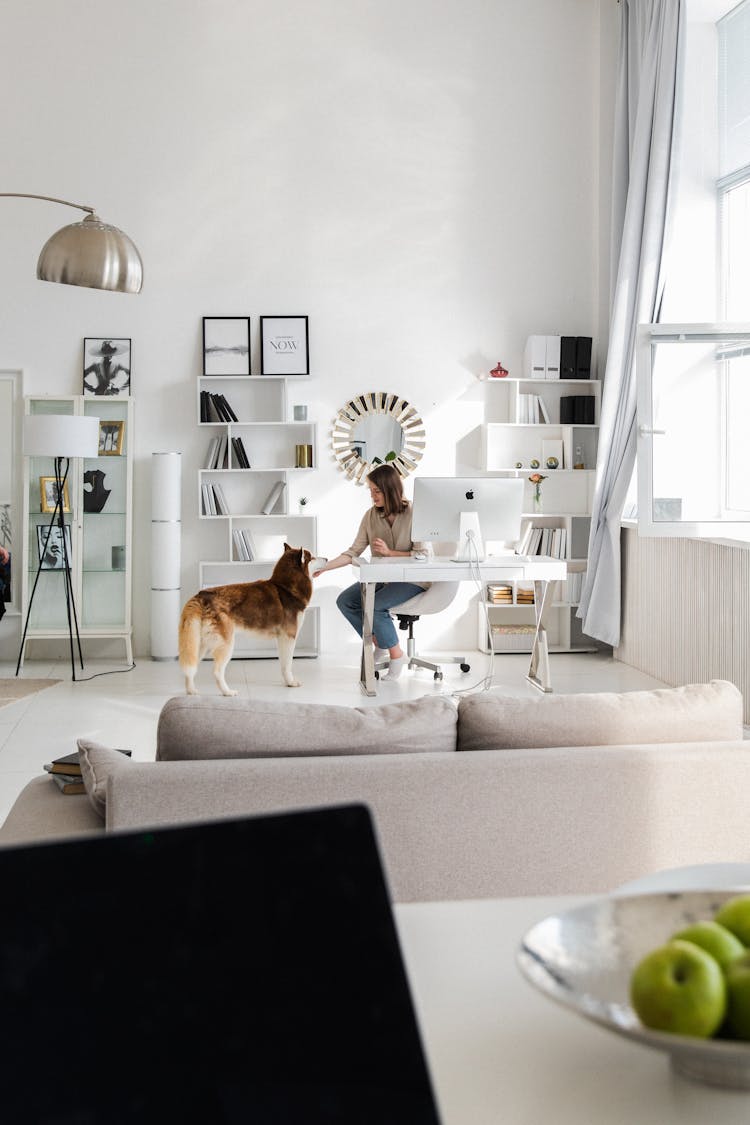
527, 579, 554, 693
360, 580, 377, 697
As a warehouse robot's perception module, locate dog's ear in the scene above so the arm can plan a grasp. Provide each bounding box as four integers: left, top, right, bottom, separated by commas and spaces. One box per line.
283, 542, 292, 552
302, 549, 313, 568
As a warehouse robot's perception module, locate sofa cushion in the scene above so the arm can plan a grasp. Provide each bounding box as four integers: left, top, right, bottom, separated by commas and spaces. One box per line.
456, 680, 744, 753
77, 740, 134, 818
156, 694, 458, 761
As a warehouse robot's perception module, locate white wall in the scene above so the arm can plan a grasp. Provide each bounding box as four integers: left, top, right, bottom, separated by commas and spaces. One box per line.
0, 0, 612, 660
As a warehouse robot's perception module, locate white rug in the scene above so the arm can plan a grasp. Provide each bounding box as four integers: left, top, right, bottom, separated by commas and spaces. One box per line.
0, 679, 60, 708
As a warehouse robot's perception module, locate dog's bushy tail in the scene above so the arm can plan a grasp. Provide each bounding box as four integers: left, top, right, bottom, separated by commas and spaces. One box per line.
178, 598, 202, 673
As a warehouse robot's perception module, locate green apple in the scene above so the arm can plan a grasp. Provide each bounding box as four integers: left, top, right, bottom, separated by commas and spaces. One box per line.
714, 895, 750, 946
724, 952, 750, 1040
630, 939, 727, 1038
671, 920, 745, 970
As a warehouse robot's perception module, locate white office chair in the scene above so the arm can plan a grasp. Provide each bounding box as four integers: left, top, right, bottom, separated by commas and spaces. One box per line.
375, 583, 471, 681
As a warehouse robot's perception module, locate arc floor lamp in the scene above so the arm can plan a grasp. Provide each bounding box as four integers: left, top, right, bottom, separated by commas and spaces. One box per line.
0, 192, 143, 293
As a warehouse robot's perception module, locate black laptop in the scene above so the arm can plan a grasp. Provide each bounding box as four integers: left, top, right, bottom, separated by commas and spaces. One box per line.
0, 804, 441, 1124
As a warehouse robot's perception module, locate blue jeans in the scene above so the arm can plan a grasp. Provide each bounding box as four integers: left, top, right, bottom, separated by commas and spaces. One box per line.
336, 581, 425, 650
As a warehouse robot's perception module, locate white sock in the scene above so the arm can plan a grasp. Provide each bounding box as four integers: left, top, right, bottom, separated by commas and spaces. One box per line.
383, 655, 406, 680
374, 647, 390, 663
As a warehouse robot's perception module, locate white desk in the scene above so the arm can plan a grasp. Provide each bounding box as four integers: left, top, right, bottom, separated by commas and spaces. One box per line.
395, 895, 750, 1125
354, 555, 566, 696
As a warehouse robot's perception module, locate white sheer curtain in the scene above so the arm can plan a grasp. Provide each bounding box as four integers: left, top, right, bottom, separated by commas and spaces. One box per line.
577, 0, 684, 646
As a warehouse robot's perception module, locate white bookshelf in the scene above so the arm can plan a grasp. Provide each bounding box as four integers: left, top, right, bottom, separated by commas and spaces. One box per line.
197, 375, 319, 658
478, 376, 601, 653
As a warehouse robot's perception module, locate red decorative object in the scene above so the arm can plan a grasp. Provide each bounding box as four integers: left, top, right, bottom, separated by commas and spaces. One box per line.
489, 361, 508, 378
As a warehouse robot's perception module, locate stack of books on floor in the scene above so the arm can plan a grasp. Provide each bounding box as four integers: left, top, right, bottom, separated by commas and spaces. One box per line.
44, 748, 132, 795
516, 586, 535, 606
490, 623, 537, 651
487, 583, 513, 604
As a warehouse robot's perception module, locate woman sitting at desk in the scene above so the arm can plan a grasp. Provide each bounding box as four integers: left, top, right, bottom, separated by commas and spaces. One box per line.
313, 464, 426, 680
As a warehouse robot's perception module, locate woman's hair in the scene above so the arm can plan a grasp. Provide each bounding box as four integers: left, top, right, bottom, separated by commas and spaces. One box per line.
367, 464, 407, 518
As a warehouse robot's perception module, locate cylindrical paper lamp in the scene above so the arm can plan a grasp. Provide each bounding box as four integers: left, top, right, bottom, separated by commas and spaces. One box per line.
151, 452, 181, 660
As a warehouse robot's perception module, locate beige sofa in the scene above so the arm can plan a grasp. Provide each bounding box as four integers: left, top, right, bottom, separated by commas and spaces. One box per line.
2, 681, 749, 903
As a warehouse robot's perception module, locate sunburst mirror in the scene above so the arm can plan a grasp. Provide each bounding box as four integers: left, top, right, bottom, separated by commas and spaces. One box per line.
331, 392, 426, 483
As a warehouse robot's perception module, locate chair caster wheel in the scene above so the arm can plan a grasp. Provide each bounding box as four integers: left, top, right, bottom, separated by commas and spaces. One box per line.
460, 663, 471, 673
434, 671, 443, 681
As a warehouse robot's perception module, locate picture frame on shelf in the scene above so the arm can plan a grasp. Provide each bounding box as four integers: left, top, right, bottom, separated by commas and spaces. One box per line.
260, 316, 309, 376
36, 524, 72, 570
82, 338, 131, 396
39, 477, 71, 515
203, 317, 251, 377
98, 420, 125, 456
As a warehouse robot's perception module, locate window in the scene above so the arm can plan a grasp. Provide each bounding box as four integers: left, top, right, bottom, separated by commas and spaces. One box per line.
636, 1, 750, 538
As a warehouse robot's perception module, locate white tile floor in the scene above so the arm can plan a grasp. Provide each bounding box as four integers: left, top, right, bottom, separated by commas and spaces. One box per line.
0, 646, 668, 828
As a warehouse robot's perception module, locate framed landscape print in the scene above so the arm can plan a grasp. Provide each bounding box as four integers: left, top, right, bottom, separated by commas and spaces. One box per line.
36, 524, 72, 570
260, 316, 309, 376
39, 477, 71, 515
83, 338, 131, 396
203, 317, 251, 376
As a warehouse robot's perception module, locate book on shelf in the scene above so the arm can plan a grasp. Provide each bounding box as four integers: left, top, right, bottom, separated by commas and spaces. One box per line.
203, 436, 220, 469
233, 529, 248, 561
216, 393, 239, 423
241, 529, 255, 560
261, 480, 286, 515
212, 483, 230, 516
215, 434, 229, 469
231, 436, 250, 468
201, 483, 216, 516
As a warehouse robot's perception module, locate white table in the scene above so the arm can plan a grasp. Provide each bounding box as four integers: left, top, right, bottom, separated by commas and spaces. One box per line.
394, 895, 750, 1125
354, 555, 567, 696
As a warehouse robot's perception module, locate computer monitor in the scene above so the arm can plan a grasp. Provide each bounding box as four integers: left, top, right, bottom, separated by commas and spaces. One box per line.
411, 476, 524, 561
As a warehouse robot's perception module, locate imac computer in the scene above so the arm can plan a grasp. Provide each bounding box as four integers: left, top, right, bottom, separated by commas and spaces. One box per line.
411, 476, 524, 562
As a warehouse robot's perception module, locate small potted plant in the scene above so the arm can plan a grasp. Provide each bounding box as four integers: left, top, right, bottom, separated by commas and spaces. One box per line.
298, 496, 309, 514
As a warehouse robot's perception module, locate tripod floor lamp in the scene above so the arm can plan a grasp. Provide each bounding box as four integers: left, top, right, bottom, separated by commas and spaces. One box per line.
17, 414, 100, 680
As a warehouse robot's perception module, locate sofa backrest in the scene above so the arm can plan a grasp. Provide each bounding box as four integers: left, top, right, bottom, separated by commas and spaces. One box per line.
107, 740, 750, 902
456, 679, 743, 751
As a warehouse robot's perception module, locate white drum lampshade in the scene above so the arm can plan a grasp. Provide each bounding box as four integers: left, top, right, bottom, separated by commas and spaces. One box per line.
23, 413, 99, 458
151, 452, 182, 660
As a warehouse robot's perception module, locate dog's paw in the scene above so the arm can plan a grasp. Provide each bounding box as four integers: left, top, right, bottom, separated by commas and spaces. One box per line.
220, 687, 239, 697
285, 679, 301, 688
185, 686, 199, 696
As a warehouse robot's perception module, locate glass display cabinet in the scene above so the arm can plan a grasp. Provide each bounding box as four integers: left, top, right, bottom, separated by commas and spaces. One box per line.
18, 395, 134, 667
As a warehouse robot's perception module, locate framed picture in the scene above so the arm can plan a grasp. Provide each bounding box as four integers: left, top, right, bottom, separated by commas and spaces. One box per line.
39, 477, 71, 515
36, 524, 72, 570
203, 317, 251, 376
99, 420, 125, 456
83, 339, 131, 396
260, 316, 309, 376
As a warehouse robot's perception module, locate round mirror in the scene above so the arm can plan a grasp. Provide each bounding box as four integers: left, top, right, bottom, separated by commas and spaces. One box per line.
331, 392, 425, 483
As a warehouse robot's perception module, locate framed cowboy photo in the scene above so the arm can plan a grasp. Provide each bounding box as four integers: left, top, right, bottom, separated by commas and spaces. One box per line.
260, 316, 309, 376
83, 338, 131, 396
39, 477, 71, 515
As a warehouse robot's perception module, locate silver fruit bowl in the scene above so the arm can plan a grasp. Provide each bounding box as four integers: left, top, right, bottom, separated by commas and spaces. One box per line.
517, 889, 750, 1090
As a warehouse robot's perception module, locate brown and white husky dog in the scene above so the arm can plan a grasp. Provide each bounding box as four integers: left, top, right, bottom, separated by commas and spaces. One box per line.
178, 544, 314, 696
